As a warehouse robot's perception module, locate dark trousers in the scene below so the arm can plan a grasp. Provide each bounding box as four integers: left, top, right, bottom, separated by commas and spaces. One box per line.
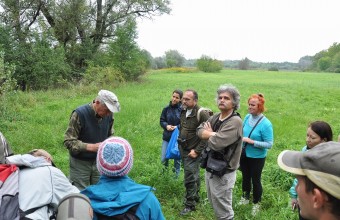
240, 156, 265, 204
180, 148, 201, 208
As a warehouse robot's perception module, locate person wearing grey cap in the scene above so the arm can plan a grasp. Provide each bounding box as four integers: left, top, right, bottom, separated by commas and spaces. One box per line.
277, 141, 340, 220
64, 89, 120, 190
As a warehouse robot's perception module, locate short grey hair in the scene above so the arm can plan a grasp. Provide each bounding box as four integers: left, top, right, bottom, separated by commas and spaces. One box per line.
95, 96, 106, 106
216, 84, 241, 110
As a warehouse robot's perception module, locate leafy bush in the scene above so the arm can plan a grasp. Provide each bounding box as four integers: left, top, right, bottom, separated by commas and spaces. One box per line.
268, 66, 279, 71
0, 51, 17, 94
160, 67, 196, 73
196, 55, 223, 72
83, 64, 125, 86
318, 56, 332, 71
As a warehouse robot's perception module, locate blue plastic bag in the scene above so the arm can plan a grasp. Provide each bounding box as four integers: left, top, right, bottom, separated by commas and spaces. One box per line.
165, 127, 181, 160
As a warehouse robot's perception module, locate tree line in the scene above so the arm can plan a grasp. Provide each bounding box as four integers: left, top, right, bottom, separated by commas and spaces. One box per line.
0, 0, 339, 93
0, 0, 170, 92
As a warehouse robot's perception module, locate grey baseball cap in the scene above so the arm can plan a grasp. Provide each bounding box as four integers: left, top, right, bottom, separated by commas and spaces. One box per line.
98, 90, 120, 113
277, 141, 340, 199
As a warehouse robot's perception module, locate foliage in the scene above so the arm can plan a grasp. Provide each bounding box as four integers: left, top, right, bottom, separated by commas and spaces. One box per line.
109, 18, 150, 81
318, 56, 332, 71
330, 52, 340, 73
158, 67, 196, 73
238, 57, 251, 70
82, 63, 125, 87
0, 24, 72, 90
2, 69, 340, 219
311, 42, 340, 73
153, 56, 167, 69
268, 66, 279, 71
298, 56, 313, 71
0, 51, 17, 94
0, 0, 170, 85
165, 50, 185, 67
196, 55, 223, 72
141, 49, 154, 70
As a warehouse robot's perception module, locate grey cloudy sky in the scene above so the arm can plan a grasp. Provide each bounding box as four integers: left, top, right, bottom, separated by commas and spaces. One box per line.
136, 0, 340, 63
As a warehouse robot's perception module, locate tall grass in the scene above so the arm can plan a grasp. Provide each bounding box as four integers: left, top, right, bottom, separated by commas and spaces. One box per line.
1, 69, 340, 219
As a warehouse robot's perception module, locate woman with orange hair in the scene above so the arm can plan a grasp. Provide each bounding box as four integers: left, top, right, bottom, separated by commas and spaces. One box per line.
238, 93, 274, 216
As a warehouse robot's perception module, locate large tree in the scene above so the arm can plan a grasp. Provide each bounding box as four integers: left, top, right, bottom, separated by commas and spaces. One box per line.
0, 0, 170, 70
165, 50, 185, 67
109, 18, 149, 80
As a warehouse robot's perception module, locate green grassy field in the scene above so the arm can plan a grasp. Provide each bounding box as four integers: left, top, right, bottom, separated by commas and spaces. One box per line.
1, 69, 340, 219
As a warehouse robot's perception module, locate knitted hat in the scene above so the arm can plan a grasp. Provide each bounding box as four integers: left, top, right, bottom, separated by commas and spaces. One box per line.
97, 137, 133, 177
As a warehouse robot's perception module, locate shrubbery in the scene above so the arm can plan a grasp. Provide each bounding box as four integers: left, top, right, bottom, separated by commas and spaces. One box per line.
196, 55, 223, 72
268, 66, 279, 71
83, 63, 125, 86
0, 51, 17, 94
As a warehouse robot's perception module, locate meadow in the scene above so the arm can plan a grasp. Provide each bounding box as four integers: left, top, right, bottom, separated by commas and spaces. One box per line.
1, 69, 340, 219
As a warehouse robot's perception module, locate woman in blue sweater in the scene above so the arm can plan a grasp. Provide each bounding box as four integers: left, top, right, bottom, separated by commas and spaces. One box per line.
239, 93, 273, 216
289, 121, 333, 220
160, 89, 183, 177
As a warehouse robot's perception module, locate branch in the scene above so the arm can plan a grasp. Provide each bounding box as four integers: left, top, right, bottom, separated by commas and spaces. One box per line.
27, 1, 42, 28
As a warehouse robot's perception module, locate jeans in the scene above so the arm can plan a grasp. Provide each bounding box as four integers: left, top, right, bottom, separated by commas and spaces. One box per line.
161, 140, 181, 176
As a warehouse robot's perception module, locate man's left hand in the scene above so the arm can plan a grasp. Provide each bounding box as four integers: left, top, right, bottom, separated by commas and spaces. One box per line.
188, 149, 198, 158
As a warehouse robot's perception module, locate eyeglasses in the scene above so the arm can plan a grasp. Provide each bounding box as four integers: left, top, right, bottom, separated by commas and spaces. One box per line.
182, 98, 193, 101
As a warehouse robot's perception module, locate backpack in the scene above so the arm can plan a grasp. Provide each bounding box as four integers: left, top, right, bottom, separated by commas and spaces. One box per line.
197, 107, 213, 122
56, 193, 92, 220
0, 132, 14, 164
0, 164, 20, 220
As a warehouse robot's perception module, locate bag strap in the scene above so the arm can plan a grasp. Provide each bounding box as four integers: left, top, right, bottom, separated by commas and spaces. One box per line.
243, 115, 264, 149
96, 203, 140, 220
20, 204, 48, 219
211, 111, 241, 157
212, 111, 240, 132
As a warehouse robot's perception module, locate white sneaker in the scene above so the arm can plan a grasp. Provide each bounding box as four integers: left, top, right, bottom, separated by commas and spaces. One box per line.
252, 204, 260, 216
238, 197, 249, 205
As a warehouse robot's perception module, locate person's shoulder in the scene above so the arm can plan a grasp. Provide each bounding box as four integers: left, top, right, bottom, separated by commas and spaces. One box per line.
262, 116, 272, 125
243, 113, 251, 121
230, 113, 243, 125
140, 189, 161, 205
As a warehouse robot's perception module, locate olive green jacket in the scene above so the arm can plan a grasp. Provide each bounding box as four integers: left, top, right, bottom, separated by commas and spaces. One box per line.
178, 105, 209, 154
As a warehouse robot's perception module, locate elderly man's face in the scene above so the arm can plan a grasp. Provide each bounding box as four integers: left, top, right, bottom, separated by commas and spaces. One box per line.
95, 101, 111, 117
217, 92, 234, 112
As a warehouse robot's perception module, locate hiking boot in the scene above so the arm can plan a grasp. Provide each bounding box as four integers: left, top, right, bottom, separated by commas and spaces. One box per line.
180, 206, 196, 215
252, 203, 260, 216
238, 197, 250, 205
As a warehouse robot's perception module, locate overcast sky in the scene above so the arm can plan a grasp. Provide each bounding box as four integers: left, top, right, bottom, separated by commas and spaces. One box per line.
136, 0, 340, 63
